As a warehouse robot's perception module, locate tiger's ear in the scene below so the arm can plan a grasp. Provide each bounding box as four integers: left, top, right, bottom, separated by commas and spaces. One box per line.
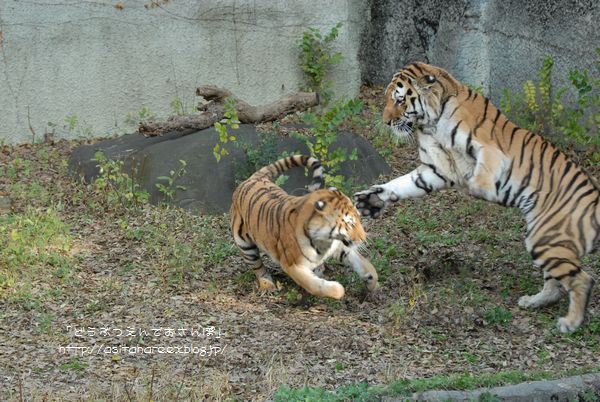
315, 200, 326, 211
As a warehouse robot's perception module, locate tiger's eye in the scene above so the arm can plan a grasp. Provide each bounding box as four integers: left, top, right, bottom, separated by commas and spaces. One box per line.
425, 75, 436, 84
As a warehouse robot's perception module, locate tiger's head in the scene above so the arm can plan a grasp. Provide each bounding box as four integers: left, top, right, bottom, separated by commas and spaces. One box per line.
383, 62, 459, 140
304, 189, 366, 247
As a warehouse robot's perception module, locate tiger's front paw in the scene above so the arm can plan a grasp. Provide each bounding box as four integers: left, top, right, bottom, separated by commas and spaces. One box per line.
354, 186, 398, 218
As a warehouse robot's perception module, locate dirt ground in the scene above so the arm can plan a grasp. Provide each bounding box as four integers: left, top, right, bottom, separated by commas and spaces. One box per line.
1, 87, 599, 401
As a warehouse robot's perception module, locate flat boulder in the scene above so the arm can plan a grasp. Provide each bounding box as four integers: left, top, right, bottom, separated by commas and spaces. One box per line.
68, 125, 391, 214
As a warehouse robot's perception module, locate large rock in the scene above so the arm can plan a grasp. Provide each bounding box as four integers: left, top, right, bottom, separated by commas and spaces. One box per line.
69, 125, 391, 214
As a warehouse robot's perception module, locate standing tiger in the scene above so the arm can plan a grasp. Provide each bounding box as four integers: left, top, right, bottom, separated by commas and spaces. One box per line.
355, 62, 597, 332
231, 155, 378, 299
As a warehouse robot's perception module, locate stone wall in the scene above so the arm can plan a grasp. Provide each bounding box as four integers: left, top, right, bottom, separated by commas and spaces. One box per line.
2, 0, 598, 144
361, 0, 600, 102
0, 0, 367, 143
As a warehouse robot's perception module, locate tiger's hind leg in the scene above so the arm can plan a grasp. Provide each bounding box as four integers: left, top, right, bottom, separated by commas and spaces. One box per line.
520, 250, 595, 333
232, 225, 276, 292
553, 264, 595, 333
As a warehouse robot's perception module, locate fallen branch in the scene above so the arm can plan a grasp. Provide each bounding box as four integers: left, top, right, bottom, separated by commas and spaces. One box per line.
138, 86, 318, 137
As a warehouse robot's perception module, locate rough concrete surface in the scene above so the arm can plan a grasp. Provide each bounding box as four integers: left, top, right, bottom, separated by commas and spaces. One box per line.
384, 373, 600, 402
0, 0, 367, 143
361, 0, 600, 103
3, 1, 598, 144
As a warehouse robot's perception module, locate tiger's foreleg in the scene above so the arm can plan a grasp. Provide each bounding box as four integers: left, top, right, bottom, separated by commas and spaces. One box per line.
466, 147, 508, 202
355, 164, 450, 218
331, 245, 378, 291
282, 264, 345, 299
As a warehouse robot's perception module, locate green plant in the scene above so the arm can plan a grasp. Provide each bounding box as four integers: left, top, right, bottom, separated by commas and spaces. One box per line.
47, 115, 94, 139
500, 51, 600, 159
298, 22, 343, 104
484, 306, 513, 327
213, 98, 240, 162
170, 96, 197, 116
125, 106, 157, 129
59, 357, 88, 371
234, 130, 292, 185
92, 151, 149, 211
6, 157, 32, 179
0, 207, 73, 301
463, 351, 480, 364
561, 50, 600, 150
35, 312, 55, 333
296, 98, 363, 191
155, 159, 187, 202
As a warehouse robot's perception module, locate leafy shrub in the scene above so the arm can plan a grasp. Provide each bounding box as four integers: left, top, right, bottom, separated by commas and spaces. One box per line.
213, 98, 240, 162
234, 130, 292, 186
500, 50, 600, 161
295, 98, 363, 191
299, 22, 343, 105
155, 159, 187, 203
92, 151, 149, 211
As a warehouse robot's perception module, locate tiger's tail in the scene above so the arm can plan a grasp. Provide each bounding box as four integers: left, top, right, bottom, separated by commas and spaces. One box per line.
251, 155, 324, 192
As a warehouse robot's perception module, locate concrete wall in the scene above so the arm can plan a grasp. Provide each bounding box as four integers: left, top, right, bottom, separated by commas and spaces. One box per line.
3, 0, 598, 144
0, 0, 367, 144
361, 0, 600, 103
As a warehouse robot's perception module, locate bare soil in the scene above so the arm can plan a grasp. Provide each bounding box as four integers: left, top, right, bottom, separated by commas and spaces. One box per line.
0, 87, 599, 401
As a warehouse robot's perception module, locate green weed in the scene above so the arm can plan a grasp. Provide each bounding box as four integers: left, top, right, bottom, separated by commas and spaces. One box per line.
155, 159, 187, 203
298, 98, 363, 192
213, 98, 240, 162
0, 207, 73, 301
500, 50, 600, 160
298, 22, 343, 105
92, 151, 149, 212
59, 357, 88, 371
483, 307, 513, 326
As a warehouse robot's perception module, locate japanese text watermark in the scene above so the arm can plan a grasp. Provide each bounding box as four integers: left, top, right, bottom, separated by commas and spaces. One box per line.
58, 325, 226, 358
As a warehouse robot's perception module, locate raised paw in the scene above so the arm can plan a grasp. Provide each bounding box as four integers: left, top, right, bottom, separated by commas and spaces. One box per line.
354, 186, 398, 218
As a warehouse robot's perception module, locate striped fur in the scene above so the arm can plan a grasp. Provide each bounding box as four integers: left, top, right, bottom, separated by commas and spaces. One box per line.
356, 62, 596, 332
231, 155, 378, 299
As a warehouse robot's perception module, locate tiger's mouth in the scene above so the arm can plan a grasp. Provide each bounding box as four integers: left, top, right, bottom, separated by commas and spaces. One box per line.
332, 233, 353, 247
389, 119, 415, 140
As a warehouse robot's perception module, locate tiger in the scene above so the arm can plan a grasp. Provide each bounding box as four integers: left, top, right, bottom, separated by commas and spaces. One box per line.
230, 155, 378, 299
355, 62, 597, 332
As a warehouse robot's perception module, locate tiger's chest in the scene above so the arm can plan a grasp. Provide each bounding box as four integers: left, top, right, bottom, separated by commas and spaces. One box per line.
417, 129, 476, 186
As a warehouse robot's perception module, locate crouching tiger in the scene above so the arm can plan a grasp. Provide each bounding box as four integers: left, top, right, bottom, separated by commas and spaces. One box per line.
356, 62, 596, 332
230, 155, 378, 299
